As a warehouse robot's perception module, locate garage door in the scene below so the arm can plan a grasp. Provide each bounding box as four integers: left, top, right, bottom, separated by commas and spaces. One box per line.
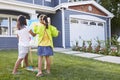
70, 15, 106, 47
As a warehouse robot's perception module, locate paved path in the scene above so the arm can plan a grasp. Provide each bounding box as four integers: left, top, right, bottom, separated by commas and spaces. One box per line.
54, 48, 120, 64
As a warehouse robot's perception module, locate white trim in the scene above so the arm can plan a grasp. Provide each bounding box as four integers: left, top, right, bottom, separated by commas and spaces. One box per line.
59, 0, 61, 4
55, 1, 114, 18
68, 0, 69, 2
45, 0, 51, 2
61, 8, 65, 48
70, 15, 106, 22
11, 18, 13, 36
0, 14, 18, 18
104, 21, 107, 40
43, 0, 44, 6
33, 0, 35, 4
11, 17, 17, 37
8, 17, 10, 37
0, 35, 17, 37
30, 14, 37, 20
103, 22, 106, 41
0, 3, 35, 14
109, 18, 111, 39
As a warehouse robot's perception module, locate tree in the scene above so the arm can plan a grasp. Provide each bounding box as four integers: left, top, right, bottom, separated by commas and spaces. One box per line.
97, 0, 120, 36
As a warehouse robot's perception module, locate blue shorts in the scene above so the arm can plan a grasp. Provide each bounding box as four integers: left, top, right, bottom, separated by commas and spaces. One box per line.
37, 46, 53, 56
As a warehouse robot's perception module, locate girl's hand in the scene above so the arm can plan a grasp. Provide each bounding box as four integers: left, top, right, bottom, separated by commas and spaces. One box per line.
29, 30, 36, 37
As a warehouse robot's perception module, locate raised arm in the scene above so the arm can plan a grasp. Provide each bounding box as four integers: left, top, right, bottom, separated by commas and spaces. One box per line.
29, 29, 36, 37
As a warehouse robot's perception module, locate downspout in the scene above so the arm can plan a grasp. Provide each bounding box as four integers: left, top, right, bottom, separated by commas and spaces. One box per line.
105, 18, 108, 41
109, 18, 111, 39
61, 8, 65, 48
105, 17, 111, 46
106, 17, 111, 40
109, 17, 111, 45
59, 0, 61, 4
33, 0, 34, 4
42, 0, 44, 6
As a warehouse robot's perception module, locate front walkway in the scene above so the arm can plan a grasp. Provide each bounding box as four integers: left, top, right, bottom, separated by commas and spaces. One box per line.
54, 48, 120, 64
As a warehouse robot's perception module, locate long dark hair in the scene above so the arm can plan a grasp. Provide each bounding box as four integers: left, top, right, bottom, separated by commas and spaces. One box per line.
43, 15, 48, 29
17, 15, 27, 30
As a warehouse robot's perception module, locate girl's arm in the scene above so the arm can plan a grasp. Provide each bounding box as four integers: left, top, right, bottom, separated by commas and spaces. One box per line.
50, 26, 59, 37
17, 34, 19, 40
17, 34, 19, 38
29, 29, 36, 37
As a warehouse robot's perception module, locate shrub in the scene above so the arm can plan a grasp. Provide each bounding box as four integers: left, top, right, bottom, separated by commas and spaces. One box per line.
81, 40, 86, 52
72, 40, 81, 51
86, 40, 93, 52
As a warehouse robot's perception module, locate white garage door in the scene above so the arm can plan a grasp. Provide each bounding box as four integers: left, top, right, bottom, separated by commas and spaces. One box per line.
70, 16, 106, 47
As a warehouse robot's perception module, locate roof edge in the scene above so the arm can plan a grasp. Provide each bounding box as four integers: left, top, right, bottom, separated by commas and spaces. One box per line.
55, 1, 114, 18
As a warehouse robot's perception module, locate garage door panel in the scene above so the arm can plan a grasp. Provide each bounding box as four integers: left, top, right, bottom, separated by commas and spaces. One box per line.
70, 18, 105, 47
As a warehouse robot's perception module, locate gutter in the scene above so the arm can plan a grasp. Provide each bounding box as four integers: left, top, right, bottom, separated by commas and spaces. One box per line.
0, 0, 56, 14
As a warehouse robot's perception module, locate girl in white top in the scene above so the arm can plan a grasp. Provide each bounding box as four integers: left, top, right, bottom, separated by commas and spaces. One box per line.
12, 15, 31, 74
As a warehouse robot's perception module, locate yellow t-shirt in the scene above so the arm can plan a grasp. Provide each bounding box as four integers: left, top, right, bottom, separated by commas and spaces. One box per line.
39, 30, 51, 46
32, 22, 59, 48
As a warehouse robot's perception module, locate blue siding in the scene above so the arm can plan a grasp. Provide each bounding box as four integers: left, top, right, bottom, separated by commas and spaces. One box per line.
54, 0, 59, 6
49, 10, 63, 47
64, 9, 107, 48
61, 0, 68, 3
16, 0, 33, 3
44, 0, 55, 7
0, 37, 18, 49
34, 0, 42, 5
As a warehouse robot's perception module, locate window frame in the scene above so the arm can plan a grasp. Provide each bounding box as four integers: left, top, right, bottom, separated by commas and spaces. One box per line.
70, 18, 79, 24
11, 17, 17, 37
0, 15, 9, 37
0, 14, 18, 37
45, 0, 51, 2
81, 20, 89, 25
89, 21, 96, 26
98, 22, 104, 27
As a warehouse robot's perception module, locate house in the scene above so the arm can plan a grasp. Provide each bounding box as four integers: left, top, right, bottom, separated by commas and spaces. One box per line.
0, 0, 114, 49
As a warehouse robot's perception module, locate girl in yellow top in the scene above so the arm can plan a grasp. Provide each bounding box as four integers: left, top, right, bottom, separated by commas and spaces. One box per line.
30, 14, 59, 77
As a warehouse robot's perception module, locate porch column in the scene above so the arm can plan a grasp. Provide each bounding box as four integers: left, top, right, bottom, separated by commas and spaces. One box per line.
30, 13, 37, 20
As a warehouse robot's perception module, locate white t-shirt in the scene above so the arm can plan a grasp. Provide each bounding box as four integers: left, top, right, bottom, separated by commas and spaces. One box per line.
17, 26, 30, 47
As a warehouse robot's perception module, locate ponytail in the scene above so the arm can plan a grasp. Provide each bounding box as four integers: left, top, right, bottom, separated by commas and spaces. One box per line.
43, 16, 48, 29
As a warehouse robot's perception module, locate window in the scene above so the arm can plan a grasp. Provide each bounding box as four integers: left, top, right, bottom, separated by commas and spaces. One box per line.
90, 22, 96, 26
0, 17, 9, 36
81, 20, 88, 25
98, 23, 104, 27
11, 18, 17, 36
70, 18, 78, 24
45, 0, 51, 2
0, 15, 18, 37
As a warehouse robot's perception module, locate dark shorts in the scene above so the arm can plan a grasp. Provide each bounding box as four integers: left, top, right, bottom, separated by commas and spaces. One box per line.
37, 46, 53, 56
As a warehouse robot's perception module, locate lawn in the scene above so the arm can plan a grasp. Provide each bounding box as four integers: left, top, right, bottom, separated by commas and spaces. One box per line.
0, 50, 120, 80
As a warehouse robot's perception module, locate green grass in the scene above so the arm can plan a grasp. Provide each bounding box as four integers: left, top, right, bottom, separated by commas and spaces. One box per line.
0, 50, 120, 80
